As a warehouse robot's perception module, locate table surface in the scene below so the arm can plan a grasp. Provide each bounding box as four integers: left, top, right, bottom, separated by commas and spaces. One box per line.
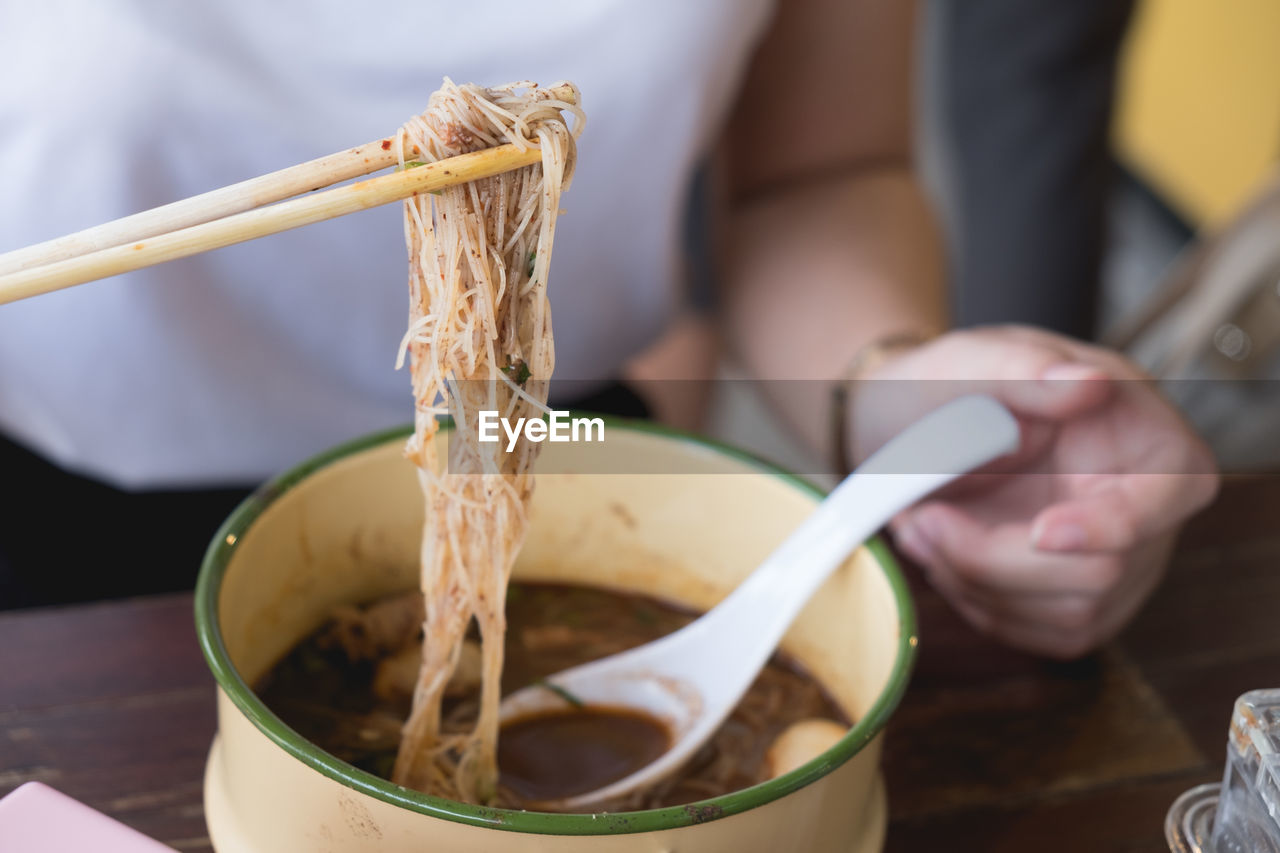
2, 475, 1277, 852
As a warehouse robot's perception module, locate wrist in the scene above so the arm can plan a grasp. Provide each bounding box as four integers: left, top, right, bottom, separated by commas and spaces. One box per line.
830, 331, 932, 476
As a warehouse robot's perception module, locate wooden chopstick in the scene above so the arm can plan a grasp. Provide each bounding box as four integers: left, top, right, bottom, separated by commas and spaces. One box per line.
0, 82, 577, 305
0, 144, 542, 306
0, 137, 412, 279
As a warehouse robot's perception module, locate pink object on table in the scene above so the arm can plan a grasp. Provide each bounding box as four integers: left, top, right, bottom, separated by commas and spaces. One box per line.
0, 782, 175, 852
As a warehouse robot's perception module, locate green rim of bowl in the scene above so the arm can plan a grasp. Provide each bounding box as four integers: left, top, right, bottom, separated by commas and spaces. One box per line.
194, 415, 918, 836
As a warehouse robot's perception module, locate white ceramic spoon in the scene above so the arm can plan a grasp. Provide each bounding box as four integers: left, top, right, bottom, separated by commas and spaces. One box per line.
498, 394, 1020, 809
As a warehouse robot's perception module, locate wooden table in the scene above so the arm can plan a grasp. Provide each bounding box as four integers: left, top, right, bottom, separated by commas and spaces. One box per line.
2, 475, 1277, 851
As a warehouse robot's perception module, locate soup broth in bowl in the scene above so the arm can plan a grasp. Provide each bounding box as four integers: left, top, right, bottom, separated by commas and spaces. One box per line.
256, 582, 850, 810
196, 420, 915, 852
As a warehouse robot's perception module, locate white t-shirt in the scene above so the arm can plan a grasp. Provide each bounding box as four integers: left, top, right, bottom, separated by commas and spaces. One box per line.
0, 0, 772, 487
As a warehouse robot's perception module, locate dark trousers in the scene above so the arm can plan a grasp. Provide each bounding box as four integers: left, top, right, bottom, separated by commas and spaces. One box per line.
0, 433, 253, 610
930, 0, 1135, 338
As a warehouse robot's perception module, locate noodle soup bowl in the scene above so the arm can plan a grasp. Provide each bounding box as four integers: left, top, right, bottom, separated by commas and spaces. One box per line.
197, 419, 916, 852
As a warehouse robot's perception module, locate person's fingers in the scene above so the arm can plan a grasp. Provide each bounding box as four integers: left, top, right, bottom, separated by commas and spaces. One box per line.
970, 612, 1101, 660
917, 555, 1102, 658
922, 562, 1123, 659
891, 514, 938, 570
948, 582, 1150, 660
917, 532, 1174, 659
905, 502, 1124, 595
953, 582, 1101, 632
854, 330, 1118, 467
1030, 472, 1219, 554
1000, 362, 1113, 422
929, 330, 1114, 420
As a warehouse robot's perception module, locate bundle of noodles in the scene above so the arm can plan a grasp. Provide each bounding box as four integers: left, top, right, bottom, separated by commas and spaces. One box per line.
390, 79, 582, 801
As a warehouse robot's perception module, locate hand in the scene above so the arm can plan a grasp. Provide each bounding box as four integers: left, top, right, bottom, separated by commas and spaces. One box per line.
853, 326, 1219, 659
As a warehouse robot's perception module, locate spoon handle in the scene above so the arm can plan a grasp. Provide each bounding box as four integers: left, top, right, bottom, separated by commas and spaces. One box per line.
661, 395, 1019, 693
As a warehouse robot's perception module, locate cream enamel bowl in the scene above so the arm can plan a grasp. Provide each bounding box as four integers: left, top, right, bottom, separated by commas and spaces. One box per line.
196, 419, 917, 852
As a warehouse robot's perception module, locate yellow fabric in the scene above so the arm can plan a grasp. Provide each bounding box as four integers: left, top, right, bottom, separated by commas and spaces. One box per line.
1114, 0, 1280, 226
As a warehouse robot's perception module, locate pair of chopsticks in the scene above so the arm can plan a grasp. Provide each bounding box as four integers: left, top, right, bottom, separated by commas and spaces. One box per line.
0, 84, 576, 306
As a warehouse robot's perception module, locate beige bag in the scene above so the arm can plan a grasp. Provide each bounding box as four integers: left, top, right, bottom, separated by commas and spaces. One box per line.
1105, 170, 1280, 471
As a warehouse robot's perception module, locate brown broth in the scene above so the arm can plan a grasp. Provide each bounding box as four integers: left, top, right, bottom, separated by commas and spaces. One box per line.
255, 582, 849, 810
497, 706, 670, 803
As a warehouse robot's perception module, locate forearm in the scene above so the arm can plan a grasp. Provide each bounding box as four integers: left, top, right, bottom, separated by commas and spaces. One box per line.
722, 164, 946, 461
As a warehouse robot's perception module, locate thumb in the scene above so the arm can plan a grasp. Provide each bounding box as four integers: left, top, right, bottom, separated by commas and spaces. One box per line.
996, 362, 1111, 422
976, 362, 1112, 478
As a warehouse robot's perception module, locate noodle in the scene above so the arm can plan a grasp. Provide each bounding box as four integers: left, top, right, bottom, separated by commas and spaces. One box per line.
390, 79, 582, 801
